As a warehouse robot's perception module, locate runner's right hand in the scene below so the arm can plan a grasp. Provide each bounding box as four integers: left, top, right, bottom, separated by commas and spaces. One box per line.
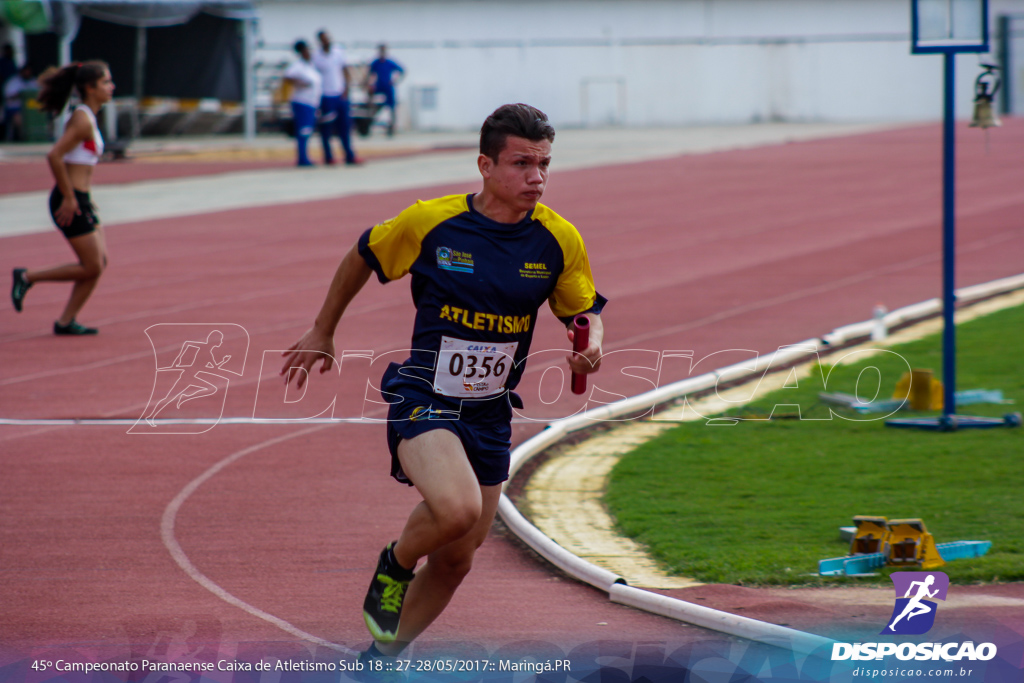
280, 327, 336, 388
55, 196, 81, 227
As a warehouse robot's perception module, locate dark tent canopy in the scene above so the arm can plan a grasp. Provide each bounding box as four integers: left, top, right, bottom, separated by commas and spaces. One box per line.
71, 10, 246, 100
10, 1, 256, 131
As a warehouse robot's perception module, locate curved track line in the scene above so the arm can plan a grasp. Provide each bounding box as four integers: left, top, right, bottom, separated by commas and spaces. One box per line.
160, 423, 357, 655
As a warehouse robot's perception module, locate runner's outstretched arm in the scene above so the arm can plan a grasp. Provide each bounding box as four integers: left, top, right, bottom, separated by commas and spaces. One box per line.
280, 243, 372, 387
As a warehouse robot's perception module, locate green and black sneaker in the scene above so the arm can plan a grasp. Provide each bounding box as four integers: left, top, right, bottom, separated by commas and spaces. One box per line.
362, 542, 414, 643
11, 268, 32, 312
54, 319, 98, 336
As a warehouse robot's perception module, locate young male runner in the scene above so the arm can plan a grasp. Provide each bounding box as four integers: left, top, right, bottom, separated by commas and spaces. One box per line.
280, 103, 606, 658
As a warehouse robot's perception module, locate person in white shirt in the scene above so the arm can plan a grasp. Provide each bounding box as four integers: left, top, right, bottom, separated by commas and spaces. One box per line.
283, 40, 322, 166
313, 30, 359, 165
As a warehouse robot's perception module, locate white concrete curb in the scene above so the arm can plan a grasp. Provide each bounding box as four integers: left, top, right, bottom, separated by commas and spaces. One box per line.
498, 495, 623, 593
609, 584, 833, 654
498, 273, 1024, 654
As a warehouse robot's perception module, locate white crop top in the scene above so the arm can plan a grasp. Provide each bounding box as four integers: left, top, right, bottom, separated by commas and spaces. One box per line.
62, 105, 104, 166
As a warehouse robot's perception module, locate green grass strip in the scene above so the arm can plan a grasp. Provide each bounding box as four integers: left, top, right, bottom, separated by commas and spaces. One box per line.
605, 302, 1024, 585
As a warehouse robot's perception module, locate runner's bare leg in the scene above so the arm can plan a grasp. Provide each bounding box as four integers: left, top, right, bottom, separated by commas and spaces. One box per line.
377, 429, 502, 653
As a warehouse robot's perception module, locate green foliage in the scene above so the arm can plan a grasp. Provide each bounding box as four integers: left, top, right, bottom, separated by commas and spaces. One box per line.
605, 303, 1024, 585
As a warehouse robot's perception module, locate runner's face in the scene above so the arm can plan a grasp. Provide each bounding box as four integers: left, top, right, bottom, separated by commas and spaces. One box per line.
89, 69, 115, 104
484, 136, 551, 215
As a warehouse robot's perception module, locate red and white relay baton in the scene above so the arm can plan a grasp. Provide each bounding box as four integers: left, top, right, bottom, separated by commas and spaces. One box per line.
571, 315, 590, 395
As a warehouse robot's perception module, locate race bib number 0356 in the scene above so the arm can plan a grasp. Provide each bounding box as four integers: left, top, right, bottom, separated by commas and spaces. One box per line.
434, 336, 518, 398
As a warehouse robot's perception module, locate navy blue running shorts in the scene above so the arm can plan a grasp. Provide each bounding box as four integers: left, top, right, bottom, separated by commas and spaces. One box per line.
380, 362, 522, 487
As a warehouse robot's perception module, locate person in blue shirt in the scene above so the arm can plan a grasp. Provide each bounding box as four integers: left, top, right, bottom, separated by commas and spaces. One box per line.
368, 44, 404, 136
280, 103, 606, 663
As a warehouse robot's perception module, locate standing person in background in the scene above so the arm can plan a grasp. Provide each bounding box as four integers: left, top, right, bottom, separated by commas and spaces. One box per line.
313, 29, 359, 165
283, 40, 321, 167
0, 43, 16, 87
3, 64, 34, 141
368, 44, 404, 137
0, 43, 17, 139
10, 61, 114, 335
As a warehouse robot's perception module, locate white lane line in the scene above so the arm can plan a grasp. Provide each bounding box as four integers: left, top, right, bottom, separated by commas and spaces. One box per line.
160, 423, 357, 655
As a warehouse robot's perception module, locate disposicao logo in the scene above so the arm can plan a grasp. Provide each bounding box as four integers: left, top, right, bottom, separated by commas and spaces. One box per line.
831, 572, 998, 662
884, 570, 948, 635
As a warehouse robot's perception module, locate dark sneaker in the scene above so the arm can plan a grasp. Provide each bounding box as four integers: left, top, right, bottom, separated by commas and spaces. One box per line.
54, 320, 98, 336
11, 268, 32, 312
362, 543, 414, 643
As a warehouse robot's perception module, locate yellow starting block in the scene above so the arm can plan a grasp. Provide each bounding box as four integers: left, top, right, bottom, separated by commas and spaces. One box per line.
850, 515, 890, 556
820, 516, 988, 576
886, 518, 945, 569
893, 369, 944, 411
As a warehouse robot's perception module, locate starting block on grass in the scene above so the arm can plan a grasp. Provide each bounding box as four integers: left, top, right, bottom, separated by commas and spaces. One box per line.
849, 515, 889, 555
819, 516, 991, 576
887, 518, 945, 569
893, 370, 944, 411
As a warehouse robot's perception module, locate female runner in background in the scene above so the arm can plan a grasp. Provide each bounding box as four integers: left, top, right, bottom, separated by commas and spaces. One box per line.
11, 60, 114, 335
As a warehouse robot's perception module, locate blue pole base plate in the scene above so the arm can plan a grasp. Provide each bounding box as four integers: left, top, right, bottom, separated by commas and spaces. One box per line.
885, 413, 1021, 431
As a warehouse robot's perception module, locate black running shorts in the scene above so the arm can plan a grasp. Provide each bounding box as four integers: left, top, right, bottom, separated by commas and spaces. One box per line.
49, 187, 99, 239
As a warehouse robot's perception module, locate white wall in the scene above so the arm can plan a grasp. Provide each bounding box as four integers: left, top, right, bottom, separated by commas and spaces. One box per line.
253, 0, 1024, 129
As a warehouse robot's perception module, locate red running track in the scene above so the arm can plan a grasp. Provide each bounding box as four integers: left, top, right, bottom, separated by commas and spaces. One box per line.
1, 120, 1022, 662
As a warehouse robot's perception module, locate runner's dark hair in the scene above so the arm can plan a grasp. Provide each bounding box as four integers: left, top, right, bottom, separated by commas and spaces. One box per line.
36, 60, 108, 114
480, 103, 555, 162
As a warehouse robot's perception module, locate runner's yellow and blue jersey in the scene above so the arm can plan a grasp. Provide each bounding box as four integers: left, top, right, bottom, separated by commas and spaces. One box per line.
358, 193, 606, 402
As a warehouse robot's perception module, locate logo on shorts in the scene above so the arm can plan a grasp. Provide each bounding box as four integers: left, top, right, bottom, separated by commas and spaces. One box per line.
436, 246, 474, 273
409, 406, 434, 421
883, 571, 948, 635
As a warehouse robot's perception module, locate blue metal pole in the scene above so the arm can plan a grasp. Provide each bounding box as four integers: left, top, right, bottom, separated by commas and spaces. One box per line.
942, 51, 957, 418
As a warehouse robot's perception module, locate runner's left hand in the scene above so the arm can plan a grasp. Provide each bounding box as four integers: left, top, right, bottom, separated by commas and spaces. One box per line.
566, 325, 602, 375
